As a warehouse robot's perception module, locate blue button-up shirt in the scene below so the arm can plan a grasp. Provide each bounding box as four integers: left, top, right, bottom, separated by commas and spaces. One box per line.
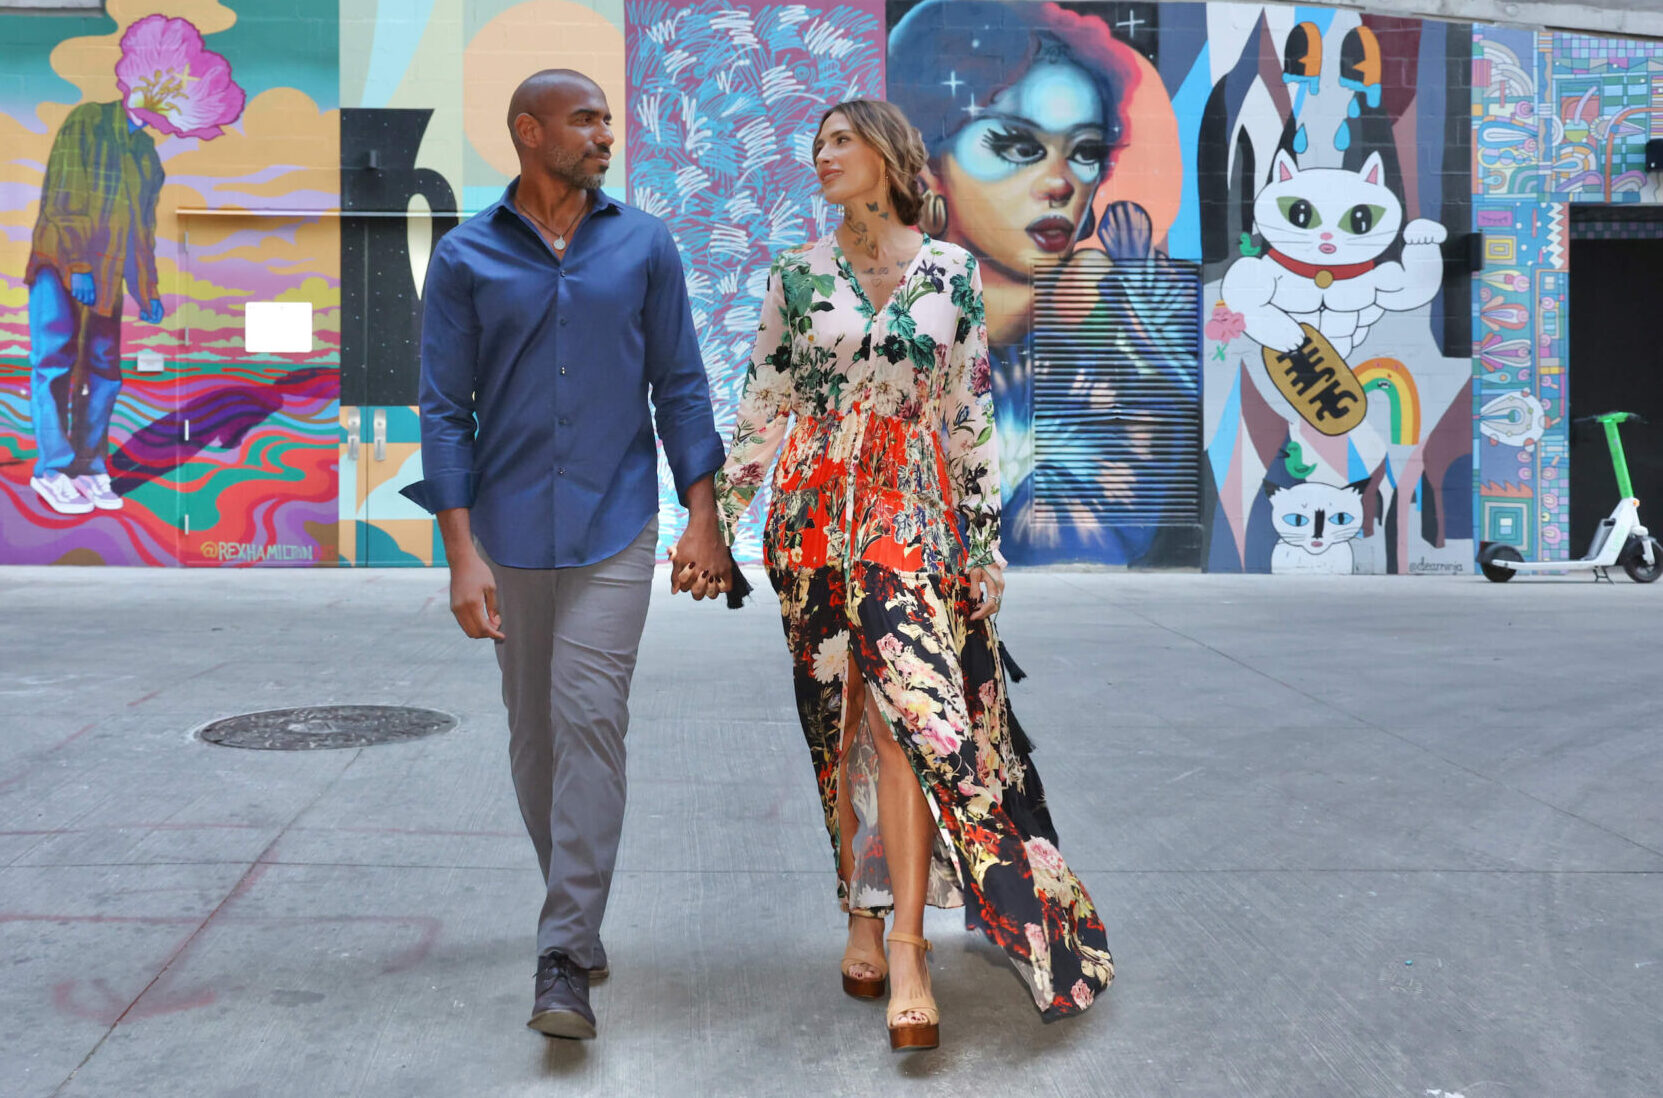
401, 182, 724, 569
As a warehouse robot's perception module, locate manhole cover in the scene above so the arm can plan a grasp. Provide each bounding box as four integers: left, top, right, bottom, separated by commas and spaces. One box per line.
198, 706, 456, 750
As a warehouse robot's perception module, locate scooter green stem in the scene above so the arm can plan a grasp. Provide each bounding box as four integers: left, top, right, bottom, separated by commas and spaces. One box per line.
1598, 412, 1636, 500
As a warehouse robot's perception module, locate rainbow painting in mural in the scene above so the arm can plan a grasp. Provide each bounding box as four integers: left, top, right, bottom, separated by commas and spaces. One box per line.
1353, 359, 1422, 445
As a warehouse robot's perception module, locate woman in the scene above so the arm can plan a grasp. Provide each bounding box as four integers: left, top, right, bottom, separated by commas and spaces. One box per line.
888, 1, 1175, 566
702, 99, 1112, 1050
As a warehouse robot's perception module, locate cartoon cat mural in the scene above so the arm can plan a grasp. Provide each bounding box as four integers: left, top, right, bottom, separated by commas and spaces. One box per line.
1265, 479, 1369, 574
1223, 150, 1447, 361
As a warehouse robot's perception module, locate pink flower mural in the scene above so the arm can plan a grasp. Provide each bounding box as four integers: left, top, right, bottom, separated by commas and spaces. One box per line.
1204, 301, 1246, 343
116, 15, 245, 140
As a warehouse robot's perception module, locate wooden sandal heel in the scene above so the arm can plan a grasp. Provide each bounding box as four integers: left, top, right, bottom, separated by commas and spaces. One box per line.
884, 932, 939, 1051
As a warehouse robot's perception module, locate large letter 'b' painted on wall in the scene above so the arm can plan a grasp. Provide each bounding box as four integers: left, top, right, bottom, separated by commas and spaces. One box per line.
340, 108, 457, 406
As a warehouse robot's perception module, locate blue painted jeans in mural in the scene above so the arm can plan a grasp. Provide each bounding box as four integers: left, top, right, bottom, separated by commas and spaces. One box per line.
29, 267, 122, 478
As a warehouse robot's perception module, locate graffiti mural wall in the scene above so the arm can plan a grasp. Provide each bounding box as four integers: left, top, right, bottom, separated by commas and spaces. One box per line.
0, 0, 341, 567
1, 1, 1658, 571
1196, 5, 1476, 575
887, 1, 1197, 566
336, 0, 635, 566
1471, 28, 1663, 562
625, 0, 885, 562
879, 2, 1475, 572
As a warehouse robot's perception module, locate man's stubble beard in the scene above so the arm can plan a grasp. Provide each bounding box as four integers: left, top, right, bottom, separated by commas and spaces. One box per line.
550, 145, 607, 192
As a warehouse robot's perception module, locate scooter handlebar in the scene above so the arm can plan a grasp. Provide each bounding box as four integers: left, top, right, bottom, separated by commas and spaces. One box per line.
1572, 412, 1646, 425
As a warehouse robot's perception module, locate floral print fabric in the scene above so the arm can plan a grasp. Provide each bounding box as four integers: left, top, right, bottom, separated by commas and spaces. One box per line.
716, 234, 1112, 1019
716, 236, 999, 574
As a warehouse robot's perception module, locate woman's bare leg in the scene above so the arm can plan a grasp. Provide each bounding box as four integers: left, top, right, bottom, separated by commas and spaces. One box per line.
841, 672, 884, 979
866, 681, 934, 1024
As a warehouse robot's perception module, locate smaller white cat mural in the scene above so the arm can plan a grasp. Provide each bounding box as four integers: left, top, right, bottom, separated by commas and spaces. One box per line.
1223, 149, 1447, 359
1266, 479, 1369, 574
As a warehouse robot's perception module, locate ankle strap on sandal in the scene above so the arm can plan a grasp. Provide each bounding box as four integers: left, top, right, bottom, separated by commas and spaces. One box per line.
849, 909, 885, 921
887, 932, 931, 952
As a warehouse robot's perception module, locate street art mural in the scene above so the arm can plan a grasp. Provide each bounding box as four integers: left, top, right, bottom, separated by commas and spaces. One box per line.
883, 2, 1472, 572
2, 1, 1658, 571
887, 0, 1196, 566
1470, 28, 1663, 561
0, 0, 340, 566
1197, 6, 1473, 575
335, 0, 631, 566
23, 15, 223, 519
625, 0, 885, 563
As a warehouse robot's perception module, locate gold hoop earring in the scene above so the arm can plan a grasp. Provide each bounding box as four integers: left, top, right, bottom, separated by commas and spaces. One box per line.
920, 192, 948, 236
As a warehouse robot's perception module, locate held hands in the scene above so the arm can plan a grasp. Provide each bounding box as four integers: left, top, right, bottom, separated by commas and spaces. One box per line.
668, 516, 734, 601
968, 563, 1004, 622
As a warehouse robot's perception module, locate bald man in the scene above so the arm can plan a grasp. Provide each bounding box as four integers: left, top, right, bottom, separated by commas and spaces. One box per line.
402, 70, 733, 1039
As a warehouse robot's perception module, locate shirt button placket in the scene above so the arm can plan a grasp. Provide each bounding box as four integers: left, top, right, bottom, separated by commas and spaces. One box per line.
553, 271, 564, 563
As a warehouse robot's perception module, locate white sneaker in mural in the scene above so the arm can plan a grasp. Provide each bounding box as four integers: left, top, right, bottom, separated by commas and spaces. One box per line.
73, 469, 123, 509
72, 474, 124, 510
30, 473, 93, 515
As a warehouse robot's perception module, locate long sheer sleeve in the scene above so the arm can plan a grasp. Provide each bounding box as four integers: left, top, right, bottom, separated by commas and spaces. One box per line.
943, 255, 1001, 569
714, 255, 795, 547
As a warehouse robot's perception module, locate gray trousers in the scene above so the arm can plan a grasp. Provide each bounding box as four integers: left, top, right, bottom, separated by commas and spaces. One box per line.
481, 520, 656, 966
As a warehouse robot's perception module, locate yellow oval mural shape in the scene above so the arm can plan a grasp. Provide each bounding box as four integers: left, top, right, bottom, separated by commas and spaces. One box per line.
1261, 324, 1367, 436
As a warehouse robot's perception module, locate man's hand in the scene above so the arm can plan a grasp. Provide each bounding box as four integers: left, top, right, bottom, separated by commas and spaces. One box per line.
141, 298, 164, 324
669, 475, 732, 601
669, 519, 733, 601
70, 272, 95, 306
449, 548, 504, 640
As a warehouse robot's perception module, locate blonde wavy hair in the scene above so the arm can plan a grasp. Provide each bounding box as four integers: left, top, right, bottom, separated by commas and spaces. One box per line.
812, 99, 929, 227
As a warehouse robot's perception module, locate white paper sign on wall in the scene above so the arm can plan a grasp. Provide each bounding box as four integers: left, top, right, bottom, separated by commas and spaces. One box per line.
245, 302, 313, 354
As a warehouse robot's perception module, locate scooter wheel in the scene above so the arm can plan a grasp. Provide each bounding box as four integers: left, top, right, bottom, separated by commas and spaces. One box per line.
1619, 536, 1663, 584
1479, 543, 1523, 583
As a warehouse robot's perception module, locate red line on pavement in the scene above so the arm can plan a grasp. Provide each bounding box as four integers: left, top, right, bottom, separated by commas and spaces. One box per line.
0, 723, 97, 793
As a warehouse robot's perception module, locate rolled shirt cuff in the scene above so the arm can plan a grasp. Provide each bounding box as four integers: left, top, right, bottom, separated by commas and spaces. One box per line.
399, 471, 475, 514
666, 436, 726, 506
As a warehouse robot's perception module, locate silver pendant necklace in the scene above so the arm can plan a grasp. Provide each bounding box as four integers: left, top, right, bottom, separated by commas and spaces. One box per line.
520, 193, 588, 252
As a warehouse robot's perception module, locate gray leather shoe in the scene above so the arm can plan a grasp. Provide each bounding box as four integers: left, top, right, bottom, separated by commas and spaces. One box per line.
588, 941, 609, 983
528, 950, 595, 1039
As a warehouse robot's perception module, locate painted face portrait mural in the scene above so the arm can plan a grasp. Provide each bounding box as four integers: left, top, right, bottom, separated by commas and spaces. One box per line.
888, 1, 1198, 567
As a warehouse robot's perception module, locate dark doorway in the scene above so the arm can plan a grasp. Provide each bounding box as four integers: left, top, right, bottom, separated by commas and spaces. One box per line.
1568, 232, 1663, 555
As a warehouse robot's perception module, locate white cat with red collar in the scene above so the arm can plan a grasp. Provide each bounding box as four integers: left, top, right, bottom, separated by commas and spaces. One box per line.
1222, 149, 1447, 359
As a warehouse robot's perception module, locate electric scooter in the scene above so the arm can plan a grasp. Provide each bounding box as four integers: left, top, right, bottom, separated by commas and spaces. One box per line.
1479, 411, 1662, 584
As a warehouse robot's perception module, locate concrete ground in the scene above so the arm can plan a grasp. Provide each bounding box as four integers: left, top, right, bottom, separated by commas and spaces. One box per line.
2, 564, 1659, 1098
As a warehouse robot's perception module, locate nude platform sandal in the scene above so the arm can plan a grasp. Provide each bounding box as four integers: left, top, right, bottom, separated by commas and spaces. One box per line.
884, 932, 939, 1051
841, 910, 888, 999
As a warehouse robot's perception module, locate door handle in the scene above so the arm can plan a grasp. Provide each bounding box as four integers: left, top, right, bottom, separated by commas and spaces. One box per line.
373, 408, 387, 462
346, 408, 361, 462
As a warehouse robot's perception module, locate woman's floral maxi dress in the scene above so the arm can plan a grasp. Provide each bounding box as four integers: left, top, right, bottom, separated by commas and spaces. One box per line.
715, 234, 1113, 1018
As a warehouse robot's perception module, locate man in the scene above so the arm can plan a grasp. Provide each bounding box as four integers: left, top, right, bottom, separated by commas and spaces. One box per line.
26, 99, 166, 515
401, 70, 733, 1039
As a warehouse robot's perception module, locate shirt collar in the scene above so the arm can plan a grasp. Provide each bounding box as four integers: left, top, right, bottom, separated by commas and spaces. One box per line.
494, 177, 622, 219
